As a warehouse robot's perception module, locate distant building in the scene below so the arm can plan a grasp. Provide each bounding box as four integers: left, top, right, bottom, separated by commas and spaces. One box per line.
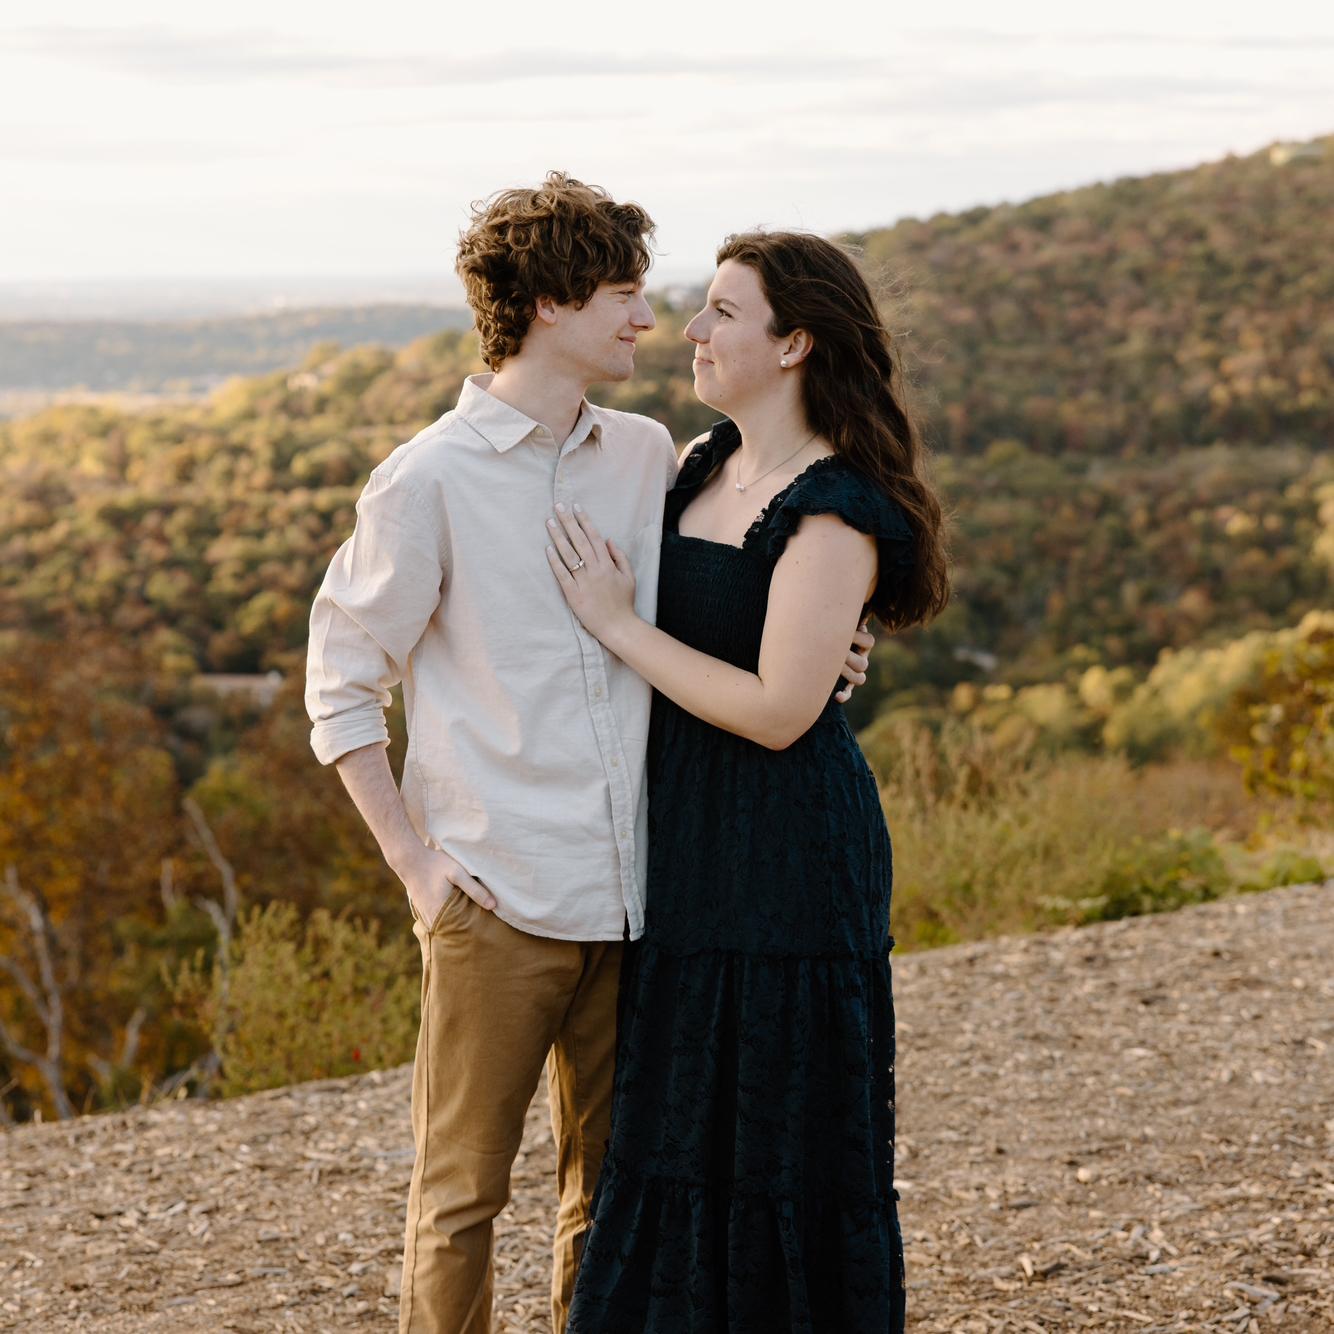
194, 670, 284, 709
1269, 142, 1325, 166
953, 645, 1000, 673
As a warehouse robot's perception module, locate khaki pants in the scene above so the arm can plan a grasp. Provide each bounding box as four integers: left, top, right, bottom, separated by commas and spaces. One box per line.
399, 887, 622, 1334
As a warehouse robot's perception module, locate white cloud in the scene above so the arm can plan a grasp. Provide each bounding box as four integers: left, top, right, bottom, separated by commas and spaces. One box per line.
1, 7, 1331, 282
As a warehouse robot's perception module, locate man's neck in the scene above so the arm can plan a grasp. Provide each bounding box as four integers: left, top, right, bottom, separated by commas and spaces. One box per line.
486, 356, 591, 445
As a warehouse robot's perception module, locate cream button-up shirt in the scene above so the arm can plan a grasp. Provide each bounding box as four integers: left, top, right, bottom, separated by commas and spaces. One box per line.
305, 373, 678, 941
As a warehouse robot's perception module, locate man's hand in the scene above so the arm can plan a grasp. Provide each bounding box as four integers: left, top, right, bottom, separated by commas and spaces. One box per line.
332, 744, 498, 924
835, 619, 876, 704
394, 842, 497, 924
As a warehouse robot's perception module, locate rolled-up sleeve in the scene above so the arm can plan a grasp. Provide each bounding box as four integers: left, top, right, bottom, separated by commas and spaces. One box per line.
305, 465, 448, 766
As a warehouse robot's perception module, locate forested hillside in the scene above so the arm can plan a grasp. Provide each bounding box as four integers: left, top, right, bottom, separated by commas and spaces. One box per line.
847, 134, 1334, 455
1, 339, 1328, 689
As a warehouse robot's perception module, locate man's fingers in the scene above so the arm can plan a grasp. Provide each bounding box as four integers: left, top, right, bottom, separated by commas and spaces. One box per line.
848, 652, 869, 673
835, 685, 852, 703
448, 863, 496, 911
852, 628, 875, 652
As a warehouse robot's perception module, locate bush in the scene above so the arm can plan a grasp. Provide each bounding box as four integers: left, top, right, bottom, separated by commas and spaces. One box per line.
1237, 847, 1327, 894
1060, 829, 1233, 924
867, 717, 1263, 949
171, 901, 419, 1098
1215, 611, 1334, 807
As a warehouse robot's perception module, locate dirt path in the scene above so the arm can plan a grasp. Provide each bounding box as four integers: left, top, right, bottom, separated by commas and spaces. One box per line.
3, 880, 1331, 1332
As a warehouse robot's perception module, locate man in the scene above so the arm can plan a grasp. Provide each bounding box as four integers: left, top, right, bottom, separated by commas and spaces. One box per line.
305, 172, 872, 1333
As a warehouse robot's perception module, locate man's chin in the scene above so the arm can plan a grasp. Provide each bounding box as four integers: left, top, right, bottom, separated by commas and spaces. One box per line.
590, 363, 636, 386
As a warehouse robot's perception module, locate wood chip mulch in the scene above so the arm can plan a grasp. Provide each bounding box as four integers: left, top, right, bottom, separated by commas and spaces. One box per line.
3, 879, 1331, 1332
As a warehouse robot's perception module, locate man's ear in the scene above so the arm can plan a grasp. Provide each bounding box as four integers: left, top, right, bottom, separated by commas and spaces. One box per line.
533, 295, 560, 327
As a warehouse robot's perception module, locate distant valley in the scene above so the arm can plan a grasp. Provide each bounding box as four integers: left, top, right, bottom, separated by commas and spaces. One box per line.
0, 304, 472, 416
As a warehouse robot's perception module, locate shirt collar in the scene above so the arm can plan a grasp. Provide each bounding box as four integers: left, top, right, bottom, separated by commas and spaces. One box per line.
457, 373, 604, 454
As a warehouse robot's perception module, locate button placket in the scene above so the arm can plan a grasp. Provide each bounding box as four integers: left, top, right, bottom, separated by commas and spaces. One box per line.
555, 433, 645, 935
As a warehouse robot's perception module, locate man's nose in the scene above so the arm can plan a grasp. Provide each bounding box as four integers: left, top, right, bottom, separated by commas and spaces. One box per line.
632, 295, 656, 331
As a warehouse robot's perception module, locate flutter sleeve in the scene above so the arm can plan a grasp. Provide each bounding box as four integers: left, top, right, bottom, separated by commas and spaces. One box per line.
759, 461, 917, 576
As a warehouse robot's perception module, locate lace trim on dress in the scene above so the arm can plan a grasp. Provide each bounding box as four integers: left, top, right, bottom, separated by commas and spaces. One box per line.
741, 454, 843, 552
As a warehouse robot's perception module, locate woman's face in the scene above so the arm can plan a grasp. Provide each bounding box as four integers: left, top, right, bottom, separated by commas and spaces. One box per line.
684, 260, 785, 413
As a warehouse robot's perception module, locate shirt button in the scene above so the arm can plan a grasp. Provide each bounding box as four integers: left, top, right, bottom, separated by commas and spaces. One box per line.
611, 757, 619, 767
594, 686, 603, 698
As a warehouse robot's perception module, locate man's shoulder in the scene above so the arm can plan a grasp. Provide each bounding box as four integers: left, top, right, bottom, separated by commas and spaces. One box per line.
371, 410, 472, 487
588, 402, 672, 442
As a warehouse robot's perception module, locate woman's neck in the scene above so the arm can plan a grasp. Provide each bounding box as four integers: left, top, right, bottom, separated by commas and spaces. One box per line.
730, 393, 824, 475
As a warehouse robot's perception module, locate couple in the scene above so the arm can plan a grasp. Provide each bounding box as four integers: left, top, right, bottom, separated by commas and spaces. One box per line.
305, 172, 948, 1332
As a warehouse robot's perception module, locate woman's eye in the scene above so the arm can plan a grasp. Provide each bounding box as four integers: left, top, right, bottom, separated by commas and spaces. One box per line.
715, 306, 730, 318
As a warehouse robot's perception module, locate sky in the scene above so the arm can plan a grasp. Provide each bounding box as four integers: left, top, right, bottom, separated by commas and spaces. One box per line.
3, 0, 1333, 300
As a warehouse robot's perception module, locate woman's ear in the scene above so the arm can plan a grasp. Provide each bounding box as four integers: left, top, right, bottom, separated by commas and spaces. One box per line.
781, 328, 815, 367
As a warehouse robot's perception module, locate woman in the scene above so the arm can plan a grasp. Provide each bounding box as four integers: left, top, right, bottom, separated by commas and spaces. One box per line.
546, 231, 950, 1331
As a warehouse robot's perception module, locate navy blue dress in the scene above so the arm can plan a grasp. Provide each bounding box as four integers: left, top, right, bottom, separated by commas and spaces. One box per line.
567, 420, 911, 1333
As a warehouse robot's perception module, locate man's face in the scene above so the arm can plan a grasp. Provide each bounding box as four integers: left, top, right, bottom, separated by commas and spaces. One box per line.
553, 279, 656, 384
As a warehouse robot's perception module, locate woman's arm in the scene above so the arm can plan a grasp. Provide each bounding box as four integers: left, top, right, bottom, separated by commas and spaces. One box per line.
546, 506, 876, 750
667, 434, 874, 702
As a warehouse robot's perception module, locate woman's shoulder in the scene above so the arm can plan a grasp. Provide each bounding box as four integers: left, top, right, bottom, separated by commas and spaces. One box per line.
673, 418, 739, 488
758, 455, 915, 562
783, 455, 913, 536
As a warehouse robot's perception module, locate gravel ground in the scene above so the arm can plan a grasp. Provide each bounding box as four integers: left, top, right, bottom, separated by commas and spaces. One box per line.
3, 879, 1330, 1332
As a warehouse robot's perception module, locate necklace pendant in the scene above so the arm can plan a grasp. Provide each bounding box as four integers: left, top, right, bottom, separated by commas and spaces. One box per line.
735, 482, 745, 492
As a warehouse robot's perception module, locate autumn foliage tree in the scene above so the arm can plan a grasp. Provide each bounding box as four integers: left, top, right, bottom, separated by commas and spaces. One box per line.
0, 632, 187, 1117
1215, 612, 1334, 808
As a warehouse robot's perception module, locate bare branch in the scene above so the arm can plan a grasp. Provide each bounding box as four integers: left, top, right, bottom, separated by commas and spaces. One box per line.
120, 1005, 147, 1069
148, 1049, 220, 1104
0, 868, 45, 1016
195, 896, 231, 944
0, 952, 43, 1017
0, 865, 74, 1120
0, 1010, 74, 1119
183, 798, 238, 929
87, 1005, 149, 1087
159, 857, 178, 913
0, 1010, 42, 1067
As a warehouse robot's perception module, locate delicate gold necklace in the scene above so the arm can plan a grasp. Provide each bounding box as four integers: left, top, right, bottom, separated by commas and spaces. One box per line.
734, 431, 818, 492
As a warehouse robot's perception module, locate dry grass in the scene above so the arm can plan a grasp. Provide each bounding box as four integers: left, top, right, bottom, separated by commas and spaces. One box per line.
867, 719, 1321, 950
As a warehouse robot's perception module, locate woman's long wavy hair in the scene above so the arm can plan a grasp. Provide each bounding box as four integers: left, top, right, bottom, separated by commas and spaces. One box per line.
716, 230, 950, 632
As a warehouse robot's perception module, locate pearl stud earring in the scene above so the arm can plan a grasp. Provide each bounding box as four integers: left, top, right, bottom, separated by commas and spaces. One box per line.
780, 358, 789, 367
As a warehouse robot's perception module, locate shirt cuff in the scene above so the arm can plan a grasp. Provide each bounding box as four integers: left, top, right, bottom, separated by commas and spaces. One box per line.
309, 704, 390, 766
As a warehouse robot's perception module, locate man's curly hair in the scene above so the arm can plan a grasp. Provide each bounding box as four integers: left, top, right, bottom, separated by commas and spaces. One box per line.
455, 171, 656, 369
